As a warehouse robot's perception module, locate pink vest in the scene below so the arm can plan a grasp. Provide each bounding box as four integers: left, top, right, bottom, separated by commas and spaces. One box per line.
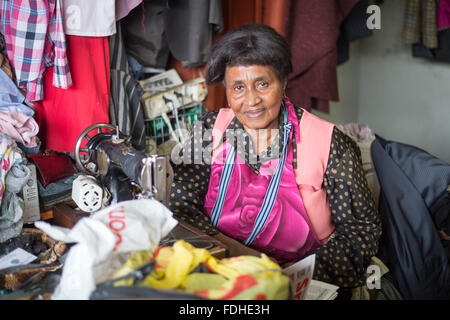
210, 103, 335, 244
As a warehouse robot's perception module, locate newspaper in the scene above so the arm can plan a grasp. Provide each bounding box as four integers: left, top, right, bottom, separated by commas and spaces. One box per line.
282, 254, 339, 300
139, 69, 183, 96
282, 254, 316, 300
303, 280, 339, 300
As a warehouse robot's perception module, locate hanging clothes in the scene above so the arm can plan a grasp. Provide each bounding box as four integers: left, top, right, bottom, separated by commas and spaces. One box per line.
61, 0, 142, 37
116, 0, 143, 20
284, 0, 359, 113
437, 0, 450, 30
0, 0, 72, 102
122, 0, 170, 69
109, 22, 146, 150
403, 0, 450, 62
0, 69, 35, 117
164, 0, 224, 68
62, 0, 117, 37
412, 28, 450, 62
122, 0, 223, 69
337, 0, 373, 65
33, 35, 110, 153
402, 0, 438, 48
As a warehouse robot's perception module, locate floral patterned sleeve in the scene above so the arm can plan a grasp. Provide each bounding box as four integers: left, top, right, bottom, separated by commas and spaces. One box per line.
168, 111, 219, 236
313, 127, 382, 288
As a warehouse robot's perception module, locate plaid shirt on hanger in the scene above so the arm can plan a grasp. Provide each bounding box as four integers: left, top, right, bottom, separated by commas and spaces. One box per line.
0, 0, 71, 101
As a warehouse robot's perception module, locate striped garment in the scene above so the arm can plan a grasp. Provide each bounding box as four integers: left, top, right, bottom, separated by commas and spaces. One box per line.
108, 22, 146, 150
402, 0, 438, 49
0, 0, 71, 101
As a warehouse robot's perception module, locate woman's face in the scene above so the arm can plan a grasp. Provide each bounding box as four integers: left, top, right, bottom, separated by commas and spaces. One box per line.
224, 65, 286, 130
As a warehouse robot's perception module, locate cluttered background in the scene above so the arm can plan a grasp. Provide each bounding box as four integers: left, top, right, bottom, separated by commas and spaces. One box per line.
0, 0, 449, 301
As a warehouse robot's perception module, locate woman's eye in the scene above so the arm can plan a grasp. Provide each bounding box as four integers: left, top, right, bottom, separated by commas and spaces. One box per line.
257, 81, 268, 89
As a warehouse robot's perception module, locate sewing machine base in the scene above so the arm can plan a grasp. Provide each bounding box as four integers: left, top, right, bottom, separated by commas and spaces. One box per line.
51, 203, 228, 259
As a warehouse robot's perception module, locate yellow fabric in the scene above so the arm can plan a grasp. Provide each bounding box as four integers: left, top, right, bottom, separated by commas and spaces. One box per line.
112, 240, 290, 300
111, 250, 153, 287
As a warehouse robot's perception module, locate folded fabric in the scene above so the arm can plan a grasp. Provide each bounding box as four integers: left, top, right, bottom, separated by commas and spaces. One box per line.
0, 164, 31, 242
0, 134, 23, 207
0, 111, 39, 148
38, 173, 80, 211
17, 139, 42, 155
5, 163, 31, 194
0, 69, 35, 117
336, 123, 376, 142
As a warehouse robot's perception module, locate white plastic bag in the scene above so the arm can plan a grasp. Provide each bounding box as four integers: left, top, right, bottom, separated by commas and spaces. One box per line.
35, 199, 178, 300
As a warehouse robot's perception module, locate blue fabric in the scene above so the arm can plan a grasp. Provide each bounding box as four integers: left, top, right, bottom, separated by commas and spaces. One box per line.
126, 54, 143, 80
372, 136, 450, 300
0, 69, 34, 116
17, 140, 41, 155
38, 173, 80, 208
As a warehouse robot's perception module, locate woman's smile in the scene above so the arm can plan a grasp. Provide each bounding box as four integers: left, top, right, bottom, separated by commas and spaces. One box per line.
244, 108, 266, 119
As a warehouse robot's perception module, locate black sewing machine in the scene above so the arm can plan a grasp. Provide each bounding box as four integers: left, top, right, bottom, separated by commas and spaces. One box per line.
73, 123, 172, 206
52, 123, 227, 258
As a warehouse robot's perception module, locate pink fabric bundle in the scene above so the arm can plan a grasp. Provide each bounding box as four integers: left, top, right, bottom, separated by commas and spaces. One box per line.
0, 111, 39, 148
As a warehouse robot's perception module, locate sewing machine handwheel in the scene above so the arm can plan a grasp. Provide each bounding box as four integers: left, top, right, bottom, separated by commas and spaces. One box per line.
74, 123, 116, 174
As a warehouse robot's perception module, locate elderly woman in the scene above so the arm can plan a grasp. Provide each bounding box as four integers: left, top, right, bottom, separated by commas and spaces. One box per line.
169, 24, 381, 289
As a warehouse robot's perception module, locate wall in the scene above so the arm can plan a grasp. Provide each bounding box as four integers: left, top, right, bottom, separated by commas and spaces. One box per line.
313, 42, 361, 125
316, 0, 450, 163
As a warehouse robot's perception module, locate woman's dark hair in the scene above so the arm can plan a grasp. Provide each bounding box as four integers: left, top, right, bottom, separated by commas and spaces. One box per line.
205, 24, 292, 85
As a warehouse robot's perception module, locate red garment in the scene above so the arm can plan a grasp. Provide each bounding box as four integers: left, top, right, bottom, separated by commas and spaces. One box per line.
284, 0, 359, 113
34, 35, 110, 152
437, 0, 450, 31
